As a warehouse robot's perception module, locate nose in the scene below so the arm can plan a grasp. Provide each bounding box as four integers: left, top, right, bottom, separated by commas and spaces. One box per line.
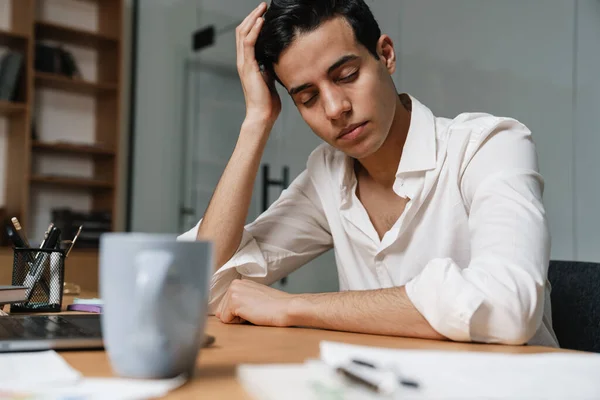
322, 86, 351, 121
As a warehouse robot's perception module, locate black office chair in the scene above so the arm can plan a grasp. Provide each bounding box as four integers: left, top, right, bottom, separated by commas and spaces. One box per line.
547, 260, 600, 353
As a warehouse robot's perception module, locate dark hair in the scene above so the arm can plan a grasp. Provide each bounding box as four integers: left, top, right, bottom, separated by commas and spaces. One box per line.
255, 0, 381, 82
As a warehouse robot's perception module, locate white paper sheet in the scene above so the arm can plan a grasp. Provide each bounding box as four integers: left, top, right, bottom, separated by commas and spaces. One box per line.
21, 376, 187, 400
238, 360, 384, 400
0, 350, 185, 399
320, 341, 600, 399
0, 350, 82, 391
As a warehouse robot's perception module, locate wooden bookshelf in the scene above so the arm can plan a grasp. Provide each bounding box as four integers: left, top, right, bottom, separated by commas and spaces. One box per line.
1, 0, 124, 250
30, 175, 114, 190
0, 28, 28, 48
35, 20, 119, 49
31, 141, 115, 157
35, 72, 118, 96
0, 100, 26, 116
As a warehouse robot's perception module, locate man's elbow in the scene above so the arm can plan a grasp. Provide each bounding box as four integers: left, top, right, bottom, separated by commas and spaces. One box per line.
473, 295, 543, 345
496, 316, 538, 345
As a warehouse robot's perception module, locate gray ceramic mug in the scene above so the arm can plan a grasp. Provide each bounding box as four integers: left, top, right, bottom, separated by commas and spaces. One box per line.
99, 233, 212, 379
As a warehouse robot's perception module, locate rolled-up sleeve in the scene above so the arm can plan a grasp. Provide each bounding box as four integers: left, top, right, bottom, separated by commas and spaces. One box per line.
178, 170, 333, 314
405, 118, 550, 344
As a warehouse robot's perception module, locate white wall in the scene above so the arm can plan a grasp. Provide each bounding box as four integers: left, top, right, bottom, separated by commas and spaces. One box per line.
574, 0, 600, 261
130, 0, 197, 233
394, 0, 599, 262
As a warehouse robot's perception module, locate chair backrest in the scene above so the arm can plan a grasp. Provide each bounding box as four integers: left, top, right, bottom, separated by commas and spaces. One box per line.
548, 260, 600, 353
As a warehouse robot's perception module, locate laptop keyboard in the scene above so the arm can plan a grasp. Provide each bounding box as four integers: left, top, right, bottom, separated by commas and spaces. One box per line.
0, 315, 98, 340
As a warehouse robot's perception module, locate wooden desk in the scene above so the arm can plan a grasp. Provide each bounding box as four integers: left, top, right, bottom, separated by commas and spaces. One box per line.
58, 294, 569, 399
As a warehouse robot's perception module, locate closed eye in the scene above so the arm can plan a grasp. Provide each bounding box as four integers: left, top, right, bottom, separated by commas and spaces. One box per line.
338, 70, 358, 83
302, 94, 318, 106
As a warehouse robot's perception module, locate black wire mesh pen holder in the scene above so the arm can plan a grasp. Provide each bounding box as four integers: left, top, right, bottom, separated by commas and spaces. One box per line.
11, 247, 65, 313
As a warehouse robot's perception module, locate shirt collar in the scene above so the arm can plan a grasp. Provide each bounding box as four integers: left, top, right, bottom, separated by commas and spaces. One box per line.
396, 94, 437, 175
339, 94, 437, 192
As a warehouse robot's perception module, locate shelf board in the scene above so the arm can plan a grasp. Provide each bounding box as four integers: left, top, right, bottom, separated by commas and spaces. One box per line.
35, 20, 118, 48
30, 175, 114, 190
35, 72, 118, 95
0, 100, 26, 116
0, 28, 29, 48
32, 141, 116, 157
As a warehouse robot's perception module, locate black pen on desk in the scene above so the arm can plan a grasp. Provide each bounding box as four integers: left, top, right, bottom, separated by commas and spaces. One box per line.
352, 359, 420, 389
336, 362, 397, 395
337, 365, 380, 393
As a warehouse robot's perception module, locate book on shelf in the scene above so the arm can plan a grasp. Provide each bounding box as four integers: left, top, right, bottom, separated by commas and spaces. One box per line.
52, 208, 112, 249
35, 43, 81, 78
0, 51, 24, 101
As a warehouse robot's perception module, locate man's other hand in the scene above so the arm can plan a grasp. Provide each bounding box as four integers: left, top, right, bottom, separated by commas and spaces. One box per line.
215, 279, 293, 327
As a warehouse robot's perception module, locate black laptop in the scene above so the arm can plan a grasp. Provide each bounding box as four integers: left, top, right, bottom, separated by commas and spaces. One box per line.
0, 314, 103, 352
0, 314, 215, 352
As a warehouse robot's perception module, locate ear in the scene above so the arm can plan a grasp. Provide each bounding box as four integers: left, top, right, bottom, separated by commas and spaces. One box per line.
377, 35, 396, 75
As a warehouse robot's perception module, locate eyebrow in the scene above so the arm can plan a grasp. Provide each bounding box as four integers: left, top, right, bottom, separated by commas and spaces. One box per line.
288, 54, 360, 96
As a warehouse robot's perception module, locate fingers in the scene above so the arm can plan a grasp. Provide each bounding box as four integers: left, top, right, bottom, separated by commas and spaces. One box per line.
220, 300, 238, 324
237, 3, 267, 68
215, 294, 226, 320
243, 18, 264, 61
217, 280, 244, 324
238, 2, 267, 38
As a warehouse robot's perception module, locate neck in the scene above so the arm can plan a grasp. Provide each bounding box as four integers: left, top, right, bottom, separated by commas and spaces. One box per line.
356, 94, 411, 188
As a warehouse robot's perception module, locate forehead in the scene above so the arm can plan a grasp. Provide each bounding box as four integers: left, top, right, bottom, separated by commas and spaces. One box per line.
274, 17, 364, 89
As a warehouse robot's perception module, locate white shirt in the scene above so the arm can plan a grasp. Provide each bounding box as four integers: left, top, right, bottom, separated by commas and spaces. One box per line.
179, 95, 558, 347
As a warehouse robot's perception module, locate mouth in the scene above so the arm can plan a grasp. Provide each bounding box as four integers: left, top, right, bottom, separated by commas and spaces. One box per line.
337, 121, 368, 141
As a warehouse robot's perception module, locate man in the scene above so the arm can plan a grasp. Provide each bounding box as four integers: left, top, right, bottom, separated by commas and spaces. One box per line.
179, 0, 558, 347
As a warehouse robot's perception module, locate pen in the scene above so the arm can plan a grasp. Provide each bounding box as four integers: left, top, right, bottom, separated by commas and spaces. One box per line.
5, 219, 36, 265
352, 359, 420, 389
6, 219, 52, 296
29, 222, 55, 298
39, 223, 54, 248
23, 226, 61, 301
65, 225, 83, 258
337, 366, 380, 392
336, 362, 397, 395
11, 217, 30, 247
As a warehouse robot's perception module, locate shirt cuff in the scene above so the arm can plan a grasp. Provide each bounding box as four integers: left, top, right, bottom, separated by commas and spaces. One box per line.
177, 220, 201, 241
405, 258, 485, 342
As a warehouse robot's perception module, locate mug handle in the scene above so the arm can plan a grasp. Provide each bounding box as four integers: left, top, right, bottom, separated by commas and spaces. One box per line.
134, 250, 173, 341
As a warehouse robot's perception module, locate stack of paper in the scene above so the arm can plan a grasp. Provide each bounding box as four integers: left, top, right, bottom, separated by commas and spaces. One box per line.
0, 350, 185, 400
238, 342, 600, 399
0, 350, 82, 391
20, 376, 186, 400
238, 360, 384, 400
